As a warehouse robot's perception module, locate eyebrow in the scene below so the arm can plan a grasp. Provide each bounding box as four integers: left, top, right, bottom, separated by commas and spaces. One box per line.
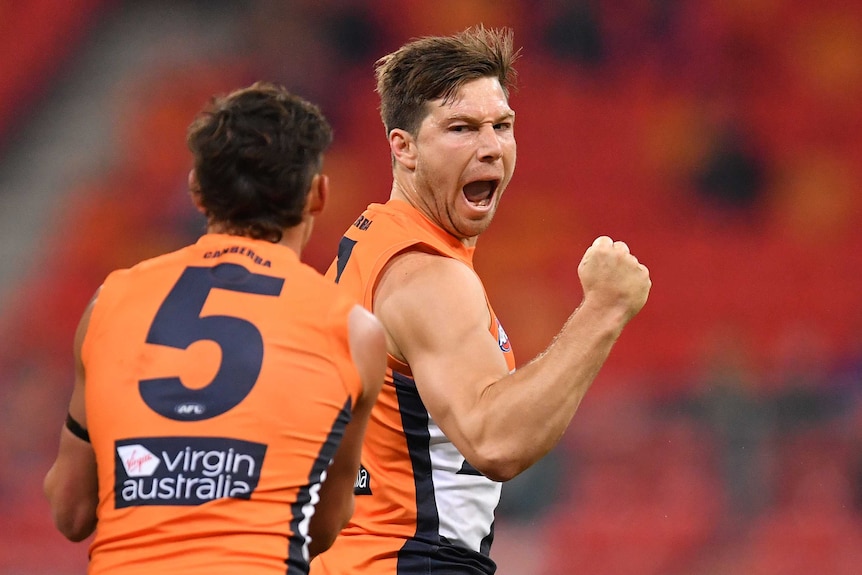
447, 110, 516, 124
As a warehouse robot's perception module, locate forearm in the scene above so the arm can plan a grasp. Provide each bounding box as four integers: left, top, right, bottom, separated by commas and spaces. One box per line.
44, 430, 99, 542
45, 474, 98, 541
470, 300, 626, 480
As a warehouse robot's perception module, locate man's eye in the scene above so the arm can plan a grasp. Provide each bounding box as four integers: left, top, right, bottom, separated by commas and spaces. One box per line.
494, 122, 512, 131
450, 125, 468, 132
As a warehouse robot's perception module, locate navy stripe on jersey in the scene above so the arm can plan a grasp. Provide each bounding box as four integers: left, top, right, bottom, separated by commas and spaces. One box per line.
333, 237, 357, 284
393, 371, 439, 540
285, 397, 353, 575
392, 371, 497, 575
480, 521, 495, 557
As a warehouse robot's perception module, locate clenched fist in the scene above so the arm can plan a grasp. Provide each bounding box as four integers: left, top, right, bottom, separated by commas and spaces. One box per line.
578, 236, 651, 323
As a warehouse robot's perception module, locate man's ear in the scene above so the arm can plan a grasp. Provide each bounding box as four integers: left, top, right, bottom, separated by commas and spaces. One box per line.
306, 173, 328, 217
188, 169, 206, 214
389, 129, 417, 170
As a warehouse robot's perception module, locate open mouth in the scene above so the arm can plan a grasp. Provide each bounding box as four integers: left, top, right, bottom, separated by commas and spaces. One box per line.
462, 179, 499, 208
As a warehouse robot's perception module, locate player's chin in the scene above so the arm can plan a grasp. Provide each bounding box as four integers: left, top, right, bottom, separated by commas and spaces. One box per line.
457, 213, 495, 238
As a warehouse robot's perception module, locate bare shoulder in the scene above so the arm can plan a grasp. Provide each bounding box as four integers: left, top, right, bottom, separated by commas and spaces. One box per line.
348, 304, 383, 338
347, 305, 386, 401
375, 249, 484, 304
73, 287, 102, 363
347, 305, 386, 366
374, 250, 490, 362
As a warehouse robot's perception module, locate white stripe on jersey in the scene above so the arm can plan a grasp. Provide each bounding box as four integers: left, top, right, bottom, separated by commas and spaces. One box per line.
427, 415, 501, 551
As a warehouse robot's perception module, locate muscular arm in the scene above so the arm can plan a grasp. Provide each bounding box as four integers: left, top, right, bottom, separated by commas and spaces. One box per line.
375, 236, 650, 482
44, 294, 99, 542
308, 305, 385, 558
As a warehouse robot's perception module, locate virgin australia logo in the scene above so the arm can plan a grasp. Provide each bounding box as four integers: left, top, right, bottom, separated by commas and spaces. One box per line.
117, 444, 160, 477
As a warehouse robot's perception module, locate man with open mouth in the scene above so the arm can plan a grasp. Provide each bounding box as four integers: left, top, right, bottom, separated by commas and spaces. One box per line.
312, 25, 651, 575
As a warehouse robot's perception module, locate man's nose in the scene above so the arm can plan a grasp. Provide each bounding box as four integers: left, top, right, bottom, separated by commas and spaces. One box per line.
477, 125, 503, 160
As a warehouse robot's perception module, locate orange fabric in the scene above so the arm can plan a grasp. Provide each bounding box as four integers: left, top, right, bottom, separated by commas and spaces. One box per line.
83, 234, 362, 575
313, 200, 516, 575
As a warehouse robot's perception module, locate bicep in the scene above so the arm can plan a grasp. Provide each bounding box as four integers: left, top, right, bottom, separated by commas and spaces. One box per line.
44, 294, 99, 541
309, 305, 385, 556
307, 384, 378, 557
326, 304, 384, 488
375, 254, 510, 457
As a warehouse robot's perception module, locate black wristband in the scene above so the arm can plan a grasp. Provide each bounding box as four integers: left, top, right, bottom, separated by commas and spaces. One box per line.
65, 413, 91, 443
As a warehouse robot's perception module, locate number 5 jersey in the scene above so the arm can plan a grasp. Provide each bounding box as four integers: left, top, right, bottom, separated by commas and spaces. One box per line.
82, 234, 363, 575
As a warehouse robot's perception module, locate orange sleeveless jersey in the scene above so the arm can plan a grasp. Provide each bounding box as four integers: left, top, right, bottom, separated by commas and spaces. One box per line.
83, 234, 363, 575
312, 200, 516, 575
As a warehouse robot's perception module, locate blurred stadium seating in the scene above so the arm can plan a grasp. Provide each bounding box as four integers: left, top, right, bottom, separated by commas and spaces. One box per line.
1, 1, 860, 573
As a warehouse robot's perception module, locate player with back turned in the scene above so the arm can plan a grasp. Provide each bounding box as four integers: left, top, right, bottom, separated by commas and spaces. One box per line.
43, 82, 386, 575
311, 27, 651, 574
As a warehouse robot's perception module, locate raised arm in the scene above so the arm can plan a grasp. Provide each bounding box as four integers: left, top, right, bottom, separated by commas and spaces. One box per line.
374, 236, 650, 482
44, 293, 100, 542
308, 305, 385, 558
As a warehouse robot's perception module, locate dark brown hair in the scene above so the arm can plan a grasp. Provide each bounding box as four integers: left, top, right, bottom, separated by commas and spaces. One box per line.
187, 82, 333, 242
375, 26, 521, 136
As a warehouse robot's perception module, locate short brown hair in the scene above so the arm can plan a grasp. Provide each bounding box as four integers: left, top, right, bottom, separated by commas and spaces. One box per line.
187, 82, 333, 242
375, 26, 520, 136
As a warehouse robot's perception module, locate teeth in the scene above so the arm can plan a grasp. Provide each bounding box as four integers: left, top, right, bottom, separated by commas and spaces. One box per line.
463, 180, 494, 206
